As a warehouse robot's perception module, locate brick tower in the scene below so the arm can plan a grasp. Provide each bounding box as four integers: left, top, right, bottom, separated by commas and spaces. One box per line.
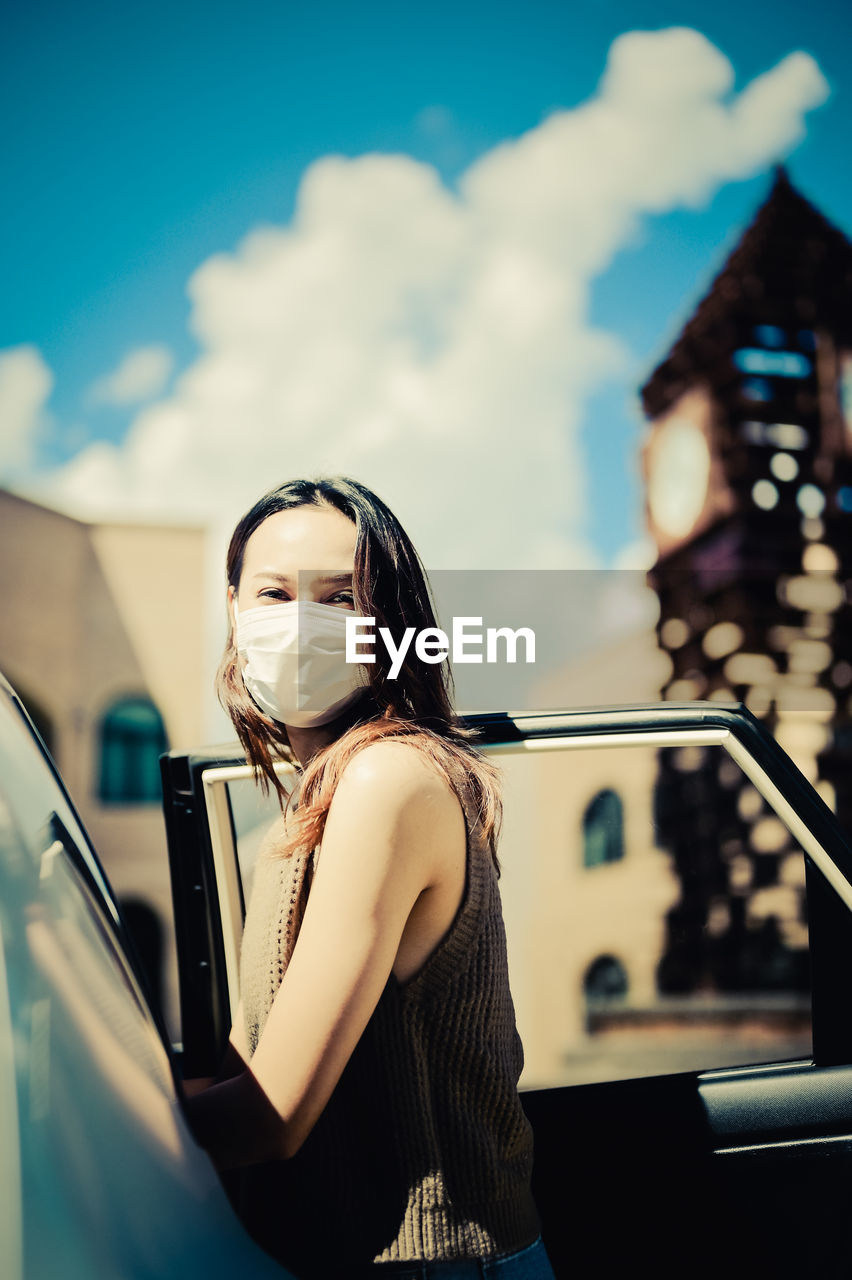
639, 168, 852, 993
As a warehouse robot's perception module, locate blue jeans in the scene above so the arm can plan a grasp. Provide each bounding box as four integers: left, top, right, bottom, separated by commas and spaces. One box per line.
347, 1236, 556, 1278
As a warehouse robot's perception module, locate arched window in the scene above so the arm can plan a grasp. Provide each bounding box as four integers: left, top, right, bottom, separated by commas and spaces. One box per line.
120, 897, 165, 1017
583, 955, 629, 1005
582, 788, 624, 868
98, 696, 167, 804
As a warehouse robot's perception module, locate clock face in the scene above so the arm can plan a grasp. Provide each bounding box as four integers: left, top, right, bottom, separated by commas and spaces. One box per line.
648, 418, 711, 540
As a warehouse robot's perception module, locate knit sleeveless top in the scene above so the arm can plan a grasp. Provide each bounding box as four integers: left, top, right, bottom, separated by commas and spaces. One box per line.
235, 747, 540, 1278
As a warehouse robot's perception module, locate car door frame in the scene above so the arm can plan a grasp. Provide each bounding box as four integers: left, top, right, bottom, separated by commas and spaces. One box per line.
160, 701, 852, 1275
161, 700, 852, 1070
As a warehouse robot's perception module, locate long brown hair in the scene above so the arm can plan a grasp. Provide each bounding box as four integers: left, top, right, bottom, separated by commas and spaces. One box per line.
216, 477, 503, 867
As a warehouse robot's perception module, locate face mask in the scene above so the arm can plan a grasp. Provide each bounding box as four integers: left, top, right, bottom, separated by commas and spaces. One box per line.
234, 599, 368, 729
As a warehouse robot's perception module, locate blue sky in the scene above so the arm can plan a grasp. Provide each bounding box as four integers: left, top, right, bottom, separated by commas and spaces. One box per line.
1, 0, 850, 568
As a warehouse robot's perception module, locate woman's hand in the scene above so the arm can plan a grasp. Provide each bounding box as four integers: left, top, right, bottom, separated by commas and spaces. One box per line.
181, 1076, 217, 1098
182, 1068, 291, 1170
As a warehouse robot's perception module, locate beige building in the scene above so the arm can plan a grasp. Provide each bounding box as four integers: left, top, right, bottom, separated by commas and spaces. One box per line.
496, 623, 816, 1090
496, 626, 681, 1086
0, 487, 210, 1037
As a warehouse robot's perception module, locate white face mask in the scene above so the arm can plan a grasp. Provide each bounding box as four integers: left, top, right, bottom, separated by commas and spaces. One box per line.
234, 599, 368, 729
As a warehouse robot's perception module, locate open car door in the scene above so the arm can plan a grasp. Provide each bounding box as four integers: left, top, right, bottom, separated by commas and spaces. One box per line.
161, 703, 852, 1279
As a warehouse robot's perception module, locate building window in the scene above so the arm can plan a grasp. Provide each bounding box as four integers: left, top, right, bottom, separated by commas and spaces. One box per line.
752, 479, 779, 510
734, 348, 811, 379
752, 324, 786, 349
120, 897, 165, 1017
741, 421, 809, 450
98, 697, 167, 804
740, 376, 774, 403
583, 955, 629, 1004
840, 354, 852, 436
582, 789, 624, 868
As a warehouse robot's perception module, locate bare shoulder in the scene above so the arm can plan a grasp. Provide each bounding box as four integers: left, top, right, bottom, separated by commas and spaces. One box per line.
334, 738, 464, 820
339, 737, 451, 787
310, 739, 466, 899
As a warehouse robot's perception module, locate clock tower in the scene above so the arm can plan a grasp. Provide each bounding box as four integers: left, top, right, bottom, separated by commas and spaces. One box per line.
639, 167, 852, 993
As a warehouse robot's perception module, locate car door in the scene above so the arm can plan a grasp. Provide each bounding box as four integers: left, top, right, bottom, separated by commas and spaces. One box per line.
0, 675, 294, 1279
160, 702, 852, 1279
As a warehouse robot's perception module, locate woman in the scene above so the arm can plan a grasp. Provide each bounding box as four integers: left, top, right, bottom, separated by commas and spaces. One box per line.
182, 476, 555, 1279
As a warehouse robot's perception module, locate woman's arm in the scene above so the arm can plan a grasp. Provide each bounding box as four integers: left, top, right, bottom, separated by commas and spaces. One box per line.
182, 740, 462, 1170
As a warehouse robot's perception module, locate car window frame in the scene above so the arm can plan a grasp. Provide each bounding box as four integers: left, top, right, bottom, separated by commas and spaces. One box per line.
201, 760, 299, 1020
162, 701, 852, 1079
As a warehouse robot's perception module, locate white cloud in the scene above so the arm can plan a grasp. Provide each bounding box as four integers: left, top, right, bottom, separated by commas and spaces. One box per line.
0, 345, 53, 478
88, 344, 174, 407
40, 29, 829, 570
